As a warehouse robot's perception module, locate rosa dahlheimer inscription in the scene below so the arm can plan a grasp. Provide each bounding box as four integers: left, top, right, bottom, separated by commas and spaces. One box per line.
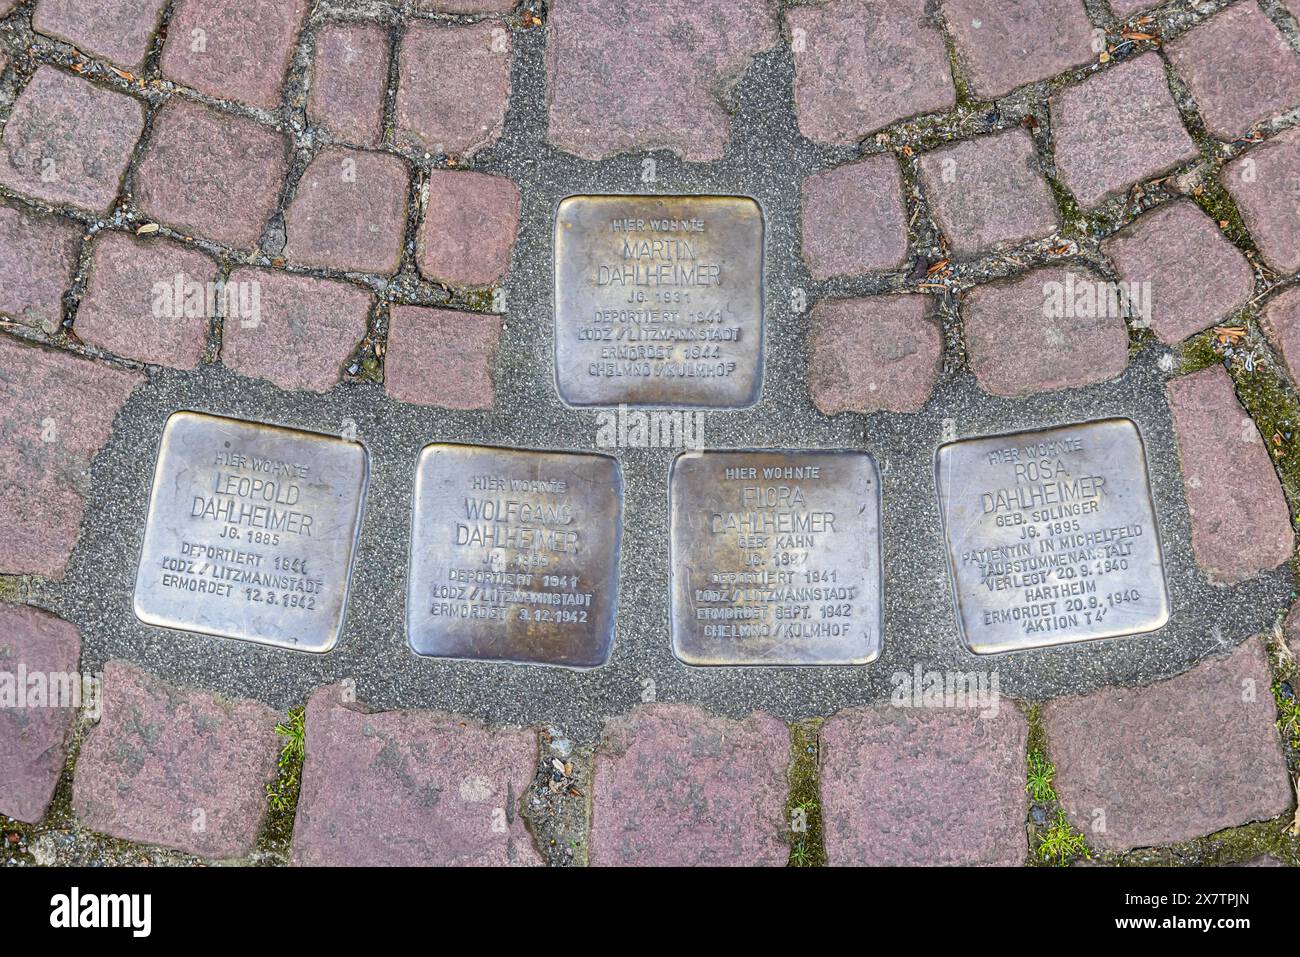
407, 444, 623, 668
134, 411, 369, 653
670, 450, 882, 665
937, 418, 1169, 654
554, 194, 764, 408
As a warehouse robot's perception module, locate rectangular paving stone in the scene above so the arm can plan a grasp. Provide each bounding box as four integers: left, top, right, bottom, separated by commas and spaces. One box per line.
407, 443, 622, 668
942, 0, 1096, 101
669, 450, 882, 666
396, 20, 510, 159
0, 337, 142, 578
808, 294, 943, 415
1049, 54, 1199, 208
72, 661, 280, 858
554, 194, 764, 408
1167, 3, 1300, 141
384, 305, 500, 409
418, 169, 520, 287
962, 265, 1130, 397
418, 0, 526, 13
820, 702, 1027, 865
0, 202, 81, 335
283, 147, 409, 275
788, 0, 954, 146
1165, 364, 1293, 584
801, 155, 908, 279
307, 21, 390, 148
74, 231, 216, 369
1259, 285, 1300, 387
134, 99, 289, 250
0, 67, 145, 214
133, 411, 369, 653
221, 268, 372, 393
0, 603, 82, 823
916, 127, 1061, 256
1041, 638, 1292, 851
33, 0, 169, 72
546, 0, 780, 162
1223, 126, 1300, 274
161, 0, 309, 110
292, 685, 541, 866
590, 704, 790, 866
1101, 199, 1255, 345
937, 418, 1169, 654
1109, 0, 1152, 16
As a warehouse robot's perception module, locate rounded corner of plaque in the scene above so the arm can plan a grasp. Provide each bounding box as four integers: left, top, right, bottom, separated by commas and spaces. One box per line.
161, 408, 198, 433
669, 644, 703, 667
853, 644, 882, 666
130, 591, 156, 628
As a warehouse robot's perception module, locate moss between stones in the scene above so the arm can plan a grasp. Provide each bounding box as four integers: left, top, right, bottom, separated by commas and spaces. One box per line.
786, 718, 826, 867
1023, 703, 1092, 867
255, 706, 306, 863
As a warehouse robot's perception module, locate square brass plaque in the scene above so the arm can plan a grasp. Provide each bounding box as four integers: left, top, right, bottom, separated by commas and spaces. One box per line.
670, 450, 882, 666
407, 444, 623, 668
937, 418, 1170, 655
134, 411, 369, 653
554, 194, 764, 408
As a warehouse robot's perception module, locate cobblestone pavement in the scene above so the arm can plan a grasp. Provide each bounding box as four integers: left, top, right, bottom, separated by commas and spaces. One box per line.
2, 0, 1300, 867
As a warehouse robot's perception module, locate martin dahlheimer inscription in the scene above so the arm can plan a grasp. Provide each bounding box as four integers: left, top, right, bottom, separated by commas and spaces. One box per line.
670, 450, 882, 665
134, 411, 369, 653
407, 444, 623, 668
937, 418, 1169, 654
554, 194, 764, 408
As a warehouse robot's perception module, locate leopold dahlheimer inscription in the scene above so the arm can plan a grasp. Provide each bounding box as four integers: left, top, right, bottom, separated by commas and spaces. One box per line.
670, 450, 882, 665
937, 418, 1169, 654
407, 444, 623, 668
134, 411, 369, 653
554, 194, 764, 407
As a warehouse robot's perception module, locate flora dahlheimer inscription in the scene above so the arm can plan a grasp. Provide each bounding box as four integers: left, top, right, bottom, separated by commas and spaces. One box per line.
669, 450, 882, 665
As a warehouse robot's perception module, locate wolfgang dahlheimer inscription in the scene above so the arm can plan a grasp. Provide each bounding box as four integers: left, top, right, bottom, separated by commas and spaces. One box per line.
407, 444, 623, 668
937, 418, 1169, 654
134, 411, 369, 653
670, 450, 882, 665
554, 194, 764, 407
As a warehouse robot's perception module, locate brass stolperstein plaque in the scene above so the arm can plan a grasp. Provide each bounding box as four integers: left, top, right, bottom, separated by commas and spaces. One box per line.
554, 194, 764, 408
407, 443, 623, 668
670, 450, 883, 665
133, 411, 369, 653
937, 418, 1170, 654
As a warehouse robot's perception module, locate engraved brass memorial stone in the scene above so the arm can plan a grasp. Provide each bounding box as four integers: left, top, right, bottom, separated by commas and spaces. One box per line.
937, 418, 1169, 654
554, 194, 764, 407
407, 444, 623, 668
134, 411, 369, 653
670, 450, 882, 665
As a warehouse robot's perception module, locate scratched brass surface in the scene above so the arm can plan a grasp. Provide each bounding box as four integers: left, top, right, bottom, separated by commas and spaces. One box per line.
133, 411, 369, 653
937, 418, 1169, 654
670, 449, 882, 665
407, 443, 623, 668
554, 194, 764, 407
